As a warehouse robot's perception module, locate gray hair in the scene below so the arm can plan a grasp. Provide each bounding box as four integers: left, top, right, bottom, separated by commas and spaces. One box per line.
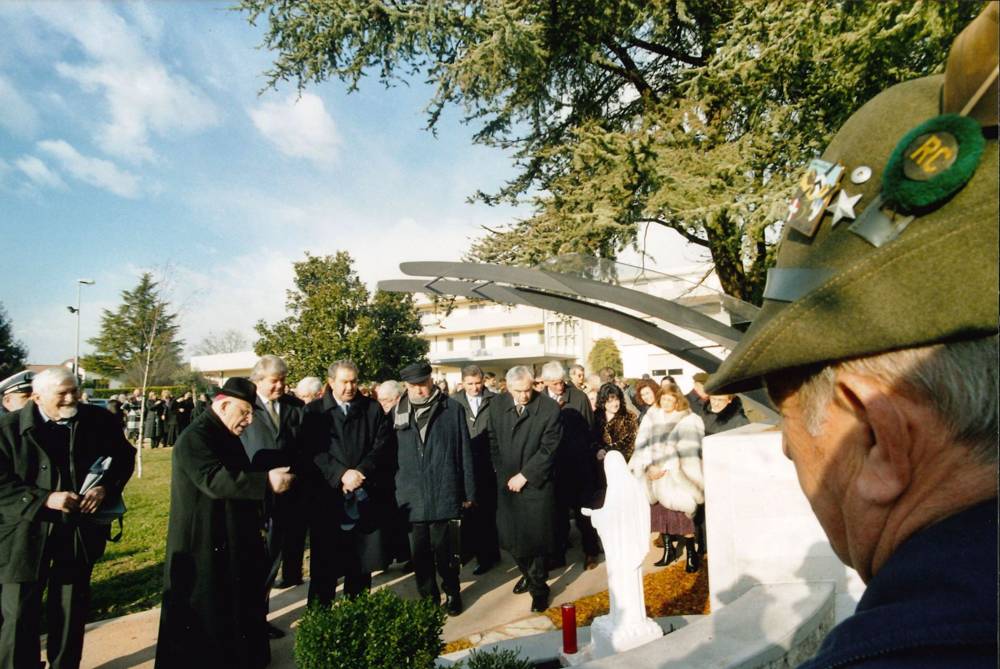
377, 380, 402, 401
461, 364, 484, 379
32, 367, 77, 396
505, 365, 534, 386
295, 376, 323, 397
327, 359, 359, 379
539, 361, 567, 382
772, 335, 998, 464
251, 354, 288, 382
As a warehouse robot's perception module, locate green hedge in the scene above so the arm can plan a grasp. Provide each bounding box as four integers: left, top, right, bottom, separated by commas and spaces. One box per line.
457, 647, 533, 669
90, 385, 189, 399
295, 589, 445, 669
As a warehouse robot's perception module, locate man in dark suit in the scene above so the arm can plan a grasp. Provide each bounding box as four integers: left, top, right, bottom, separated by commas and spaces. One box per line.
161, 389, 181, 447
488, 365, 562, 613
450, 364, 500, 575
302, 359, 394, 605
239, 355, 306, 639
393, 361, 475, 614
539, 361, 601, 570
0, 367, 135, 669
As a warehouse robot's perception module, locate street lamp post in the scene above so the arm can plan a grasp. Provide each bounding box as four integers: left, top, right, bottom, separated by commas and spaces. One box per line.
71, 279, 95, 376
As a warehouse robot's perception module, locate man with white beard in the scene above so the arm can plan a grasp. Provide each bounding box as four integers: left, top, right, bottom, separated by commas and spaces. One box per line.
0, 367, 135, 668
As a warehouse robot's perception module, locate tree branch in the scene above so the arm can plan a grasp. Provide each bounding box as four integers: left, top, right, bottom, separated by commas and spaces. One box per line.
626, 36, 705, 66
635, 217, 710, 248
600, 40, 660, 103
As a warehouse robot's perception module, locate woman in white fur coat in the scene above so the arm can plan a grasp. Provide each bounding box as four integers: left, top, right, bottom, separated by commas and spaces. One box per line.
628, 382, 705, 573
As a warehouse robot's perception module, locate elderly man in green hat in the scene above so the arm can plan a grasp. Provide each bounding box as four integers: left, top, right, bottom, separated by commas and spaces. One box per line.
707, 5, 998, 666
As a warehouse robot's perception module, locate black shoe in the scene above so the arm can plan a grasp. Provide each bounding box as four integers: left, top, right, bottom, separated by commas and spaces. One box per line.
266, 623, 285, 639
445, 594, 464, 615
654, 534, 678, 567
530, 593, 549, 612
512, 576, 529, 594
684, 537, 701, 573
277, 577, 303, 588
472, 561, 495, 576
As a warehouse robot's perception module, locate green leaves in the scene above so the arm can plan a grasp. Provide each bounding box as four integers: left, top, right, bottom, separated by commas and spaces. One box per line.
588, 337, 622, 377
254, 252, 428, 381
294, 589, 445, 668
241, 1, 978, 304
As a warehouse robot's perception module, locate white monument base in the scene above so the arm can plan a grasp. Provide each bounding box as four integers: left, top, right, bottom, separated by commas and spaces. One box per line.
586, 614, 663, 660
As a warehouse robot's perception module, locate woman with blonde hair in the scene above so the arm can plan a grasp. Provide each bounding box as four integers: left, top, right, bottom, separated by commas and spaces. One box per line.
628, 383, 705, 572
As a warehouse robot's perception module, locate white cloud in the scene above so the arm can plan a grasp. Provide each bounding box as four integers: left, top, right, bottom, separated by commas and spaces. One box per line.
248, 93, 340, 165
0, 75, 40, 138
29, 3, 219, 163
14, 155, 65, 189
38, 139, 140, 198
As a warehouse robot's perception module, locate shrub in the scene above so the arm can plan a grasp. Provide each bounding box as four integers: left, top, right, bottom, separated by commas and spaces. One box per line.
458, 646, 533, 669
295, 589, 445, 669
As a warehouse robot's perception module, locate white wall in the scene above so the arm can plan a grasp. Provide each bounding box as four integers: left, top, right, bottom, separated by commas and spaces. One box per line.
704, 424, 866, 623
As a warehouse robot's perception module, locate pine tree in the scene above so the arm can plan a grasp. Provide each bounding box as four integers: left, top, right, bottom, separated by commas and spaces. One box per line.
588, 338, 623, 378
0, 303, 28, 379
83, 273, 184, 385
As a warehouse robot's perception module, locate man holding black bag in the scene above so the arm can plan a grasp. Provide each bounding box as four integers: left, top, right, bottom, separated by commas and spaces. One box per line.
0, 367, 135, 669
393, 361, 475, 615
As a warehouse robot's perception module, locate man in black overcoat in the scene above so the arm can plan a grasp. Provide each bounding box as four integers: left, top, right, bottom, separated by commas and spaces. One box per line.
240, 355, 306, 639
302, 360, 393, 606
161, 390, 180, 447
450, 364, 500, 575
0, 367, 135, 669
488, 365, 562, 613
155, 378, 294, 669
393, 361, 475, 614
539, 361, 600, 569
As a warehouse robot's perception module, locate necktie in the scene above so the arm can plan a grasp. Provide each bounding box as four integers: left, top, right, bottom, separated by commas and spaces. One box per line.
342, 402, 350, 416
515, 404, 524, 417
470, 396, 480, 417
265, 400, 279, 428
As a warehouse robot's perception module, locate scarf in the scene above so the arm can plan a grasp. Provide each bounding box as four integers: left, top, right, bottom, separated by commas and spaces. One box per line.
395, 387, 443, 444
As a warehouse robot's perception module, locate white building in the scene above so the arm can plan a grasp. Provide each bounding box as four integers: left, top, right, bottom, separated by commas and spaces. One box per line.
189, 350, 261, 385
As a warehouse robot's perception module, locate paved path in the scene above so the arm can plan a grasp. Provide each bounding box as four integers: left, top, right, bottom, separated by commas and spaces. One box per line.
74, 533, 670, 668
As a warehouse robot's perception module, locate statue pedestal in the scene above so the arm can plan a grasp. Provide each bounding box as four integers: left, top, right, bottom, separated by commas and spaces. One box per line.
587, 613, 663, 659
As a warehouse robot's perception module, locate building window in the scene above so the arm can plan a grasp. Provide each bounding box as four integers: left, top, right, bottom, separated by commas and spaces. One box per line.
503, 332, 520, 347
446, 338, 454, 351
651, 369, 666, 377
470, 335, 486, 350
668, 368, 684, 376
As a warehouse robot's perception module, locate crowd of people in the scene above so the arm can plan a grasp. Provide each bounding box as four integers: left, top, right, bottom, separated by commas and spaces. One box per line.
0, 355, 751, 668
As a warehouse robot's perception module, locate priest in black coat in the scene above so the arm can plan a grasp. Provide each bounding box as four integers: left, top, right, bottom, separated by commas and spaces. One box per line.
155, 378, 294, 669
302, 360, 394, 606
488, 366, 562, 613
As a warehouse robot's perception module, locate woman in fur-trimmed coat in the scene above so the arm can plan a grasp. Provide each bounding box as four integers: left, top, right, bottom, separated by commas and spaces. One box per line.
628, 384, 705, 573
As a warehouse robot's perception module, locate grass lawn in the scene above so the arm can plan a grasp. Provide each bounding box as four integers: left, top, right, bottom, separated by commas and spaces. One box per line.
89, 447, 173, 622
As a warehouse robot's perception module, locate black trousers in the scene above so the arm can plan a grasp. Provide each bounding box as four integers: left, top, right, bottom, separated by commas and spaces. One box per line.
555, 502, 601, 558
276, 491, 307, 585
465, 498, 500, 567
0, 527, 93, 669
513, 555, 549, 598
408, 521, 460, 602
307, 524, 371, 607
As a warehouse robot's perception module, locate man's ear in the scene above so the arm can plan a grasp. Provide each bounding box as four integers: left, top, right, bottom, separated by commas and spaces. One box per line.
835, 372, 912, 505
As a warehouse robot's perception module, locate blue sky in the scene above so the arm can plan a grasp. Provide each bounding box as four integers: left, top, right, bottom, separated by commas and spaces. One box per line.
0, 1, 703, 364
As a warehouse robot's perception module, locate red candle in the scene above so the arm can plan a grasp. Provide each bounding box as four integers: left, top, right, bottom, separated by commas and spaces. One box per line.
561, 603, 577, 654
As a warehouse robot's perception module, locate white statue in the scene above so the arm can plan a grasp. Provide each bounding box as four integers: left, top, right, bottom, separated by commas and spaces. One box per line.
581, 450, 663, 659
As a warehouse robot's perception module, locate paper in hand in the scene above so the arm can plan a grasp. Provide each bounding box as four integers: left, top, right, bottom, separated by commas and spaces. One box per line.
79, 456, 112, 495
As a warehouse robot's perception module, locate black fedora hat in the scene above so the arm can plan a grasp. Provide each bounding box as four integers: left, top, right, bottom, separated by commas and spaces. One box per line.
216, 377, 257, 404
399, 361, 433, 384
